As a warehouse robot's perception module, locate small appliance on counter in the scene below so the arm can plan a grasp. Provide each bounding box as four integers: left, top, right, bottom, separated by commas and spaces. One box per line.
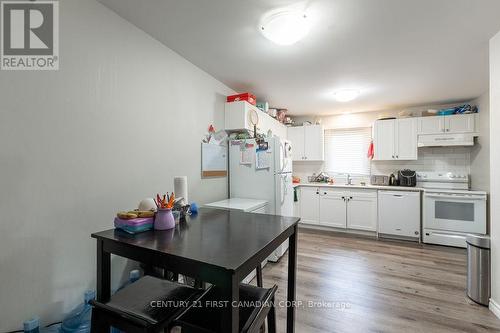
389, 173, 398, 186
370, 175, 389, 186
398, 169, 417, 187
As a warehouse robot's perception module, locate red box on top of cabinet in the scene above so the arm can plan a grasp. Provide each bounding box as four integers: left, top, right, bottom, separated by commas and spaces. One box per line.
226, 93, 256, 105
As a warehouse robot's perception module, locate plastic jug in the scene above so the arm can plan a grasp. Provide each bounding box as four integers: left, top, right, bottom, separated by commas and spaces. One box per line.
110, 270, 141, 333
23, 317, 60, 333
60, 290, 95, 333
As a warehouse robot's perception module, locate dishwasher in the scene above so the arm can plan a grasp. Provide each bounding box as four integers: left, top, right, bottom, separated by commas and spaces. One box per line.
378, 191, 421, 241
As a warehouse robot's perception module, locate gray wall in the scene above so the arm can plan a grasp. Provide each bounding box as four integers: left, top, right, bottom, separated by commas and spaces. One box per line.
0, 0, 233, 330
471, 92, 490, 192
490, 30, 500, 317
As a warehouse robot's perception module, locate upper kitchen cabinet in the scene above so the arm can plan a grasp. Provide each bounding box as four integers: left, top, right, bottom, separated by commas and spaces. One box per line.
373, 118, 417, 161
287, 125, 324, 161
224, 101, 287, 139
418, 114, 476, 134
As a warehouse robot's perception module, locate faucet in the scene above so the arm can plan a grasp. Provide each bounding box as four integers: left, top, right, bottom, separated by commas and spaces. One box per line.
346, 173, 352, 185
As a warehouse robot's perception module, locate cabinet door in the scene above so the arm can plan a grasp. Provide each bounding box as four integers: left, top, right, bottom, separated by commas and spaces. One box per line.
395, 118, 417, 160
418, 116, 445, 134
287, 127, 305, 161
299, 187, 320, 225
373, 120, 395, 160
304, 125, 324, 161
319, 188, 346, 228
445, 114, 475, 133
346, 191, 377, 231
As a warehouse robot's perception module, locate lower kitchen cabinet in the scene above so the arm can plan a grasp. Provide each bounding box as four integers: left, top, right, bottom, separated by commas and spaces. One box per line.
300, 186, 320, 224
319, 188, 347, 228
346, 191, 378, 231
299, 186, 377, 232
378, 191, 420, 239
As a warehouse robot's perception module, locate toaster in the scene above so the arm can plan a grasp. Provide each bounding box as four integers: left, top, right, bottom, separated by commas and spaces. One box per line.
398, 169, 417, 187
370, 175, 389, 186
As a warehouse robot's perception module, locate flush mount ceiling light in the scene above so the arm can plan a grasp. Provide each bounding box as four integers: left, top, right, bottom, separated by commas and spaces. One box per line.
260, 10, 311, 46
334, 89, 360, 102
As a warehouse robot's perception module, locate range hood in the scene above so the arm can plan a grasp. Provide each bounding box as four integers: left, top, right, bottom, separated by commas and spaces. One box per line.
417, 133, 474, 147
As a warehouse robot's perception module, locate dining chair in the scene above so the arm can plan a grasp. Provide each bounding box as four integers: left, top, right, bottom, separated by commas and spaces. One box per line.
173, 283, 278, 333
89, 276, 209, 333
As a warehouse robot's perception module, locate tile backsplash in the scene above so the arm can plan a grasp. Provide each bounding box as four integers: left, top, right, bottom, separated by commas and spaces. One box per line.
293, 147, 471, 182
371, 147, 471, 175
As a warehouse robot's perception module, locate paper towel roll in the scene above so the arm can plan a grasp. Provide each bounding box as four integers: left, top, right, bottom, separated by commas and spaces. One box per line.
174, 176, 188, 204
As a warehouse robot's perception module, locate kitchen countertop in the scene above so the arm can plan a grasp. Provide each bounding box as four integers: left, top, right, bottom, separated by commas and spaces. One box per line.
293, 183, 424, 192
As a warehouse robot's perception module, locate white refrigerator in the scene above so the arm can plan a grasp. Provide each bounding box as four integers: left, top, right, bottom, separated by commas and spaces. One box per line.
229, 136, 293, 262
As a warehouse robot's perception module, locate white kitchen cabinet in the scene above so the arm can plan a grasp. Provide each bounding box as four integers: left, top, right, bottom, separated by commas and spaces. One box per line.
225, 101, 287, 139
378, 191, 420, 239
373, 119, 395, 160
304, 125, 324, 161
287, 126, 305, 161
373, 118, 417, 161
287, 125, 324, 161
445, 114, 475, 133
418, 114, 476, 134
418, 116, 445, 134
395, 118, 418, 160
319, 188, 347, 228
346, 190, 378, 231
298, 186, 378, 232
299, 186, 320, 225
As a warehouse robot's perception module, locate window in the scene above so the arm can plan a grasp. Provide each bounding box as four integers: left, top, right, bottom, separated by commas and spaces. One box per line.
324, 127, 372, 175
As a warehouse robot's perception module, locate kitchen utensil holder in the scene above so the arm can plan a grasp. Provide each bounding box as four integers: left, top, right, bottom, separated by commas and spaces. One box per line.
154, 209, 176, 230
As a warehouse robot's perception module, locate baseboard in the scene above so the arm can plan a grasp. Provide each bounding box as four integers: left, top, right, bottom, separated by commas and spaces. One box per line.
490, 298, 500, 319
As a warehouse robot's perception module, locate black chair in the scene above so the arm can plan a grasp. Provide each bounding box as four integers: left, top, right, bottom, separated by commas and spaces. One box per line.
174, 283, 278, 333
90, 276, 208, 333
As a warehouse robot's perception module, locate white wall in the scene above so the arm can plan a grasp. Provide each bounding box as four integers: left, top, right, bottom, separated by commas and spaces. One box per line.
0, 0, 233, 330
471, 92, 490, 192
489, 30, 500, 318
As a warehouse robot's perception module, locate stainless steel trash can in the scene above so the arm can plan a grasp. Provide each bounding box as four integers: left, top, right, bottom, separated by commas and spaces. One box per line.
466, 234, 491, 306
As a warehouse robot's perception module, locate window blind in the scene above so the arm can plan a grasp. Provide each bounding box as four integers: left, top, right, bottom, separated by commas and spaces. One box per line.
324, 127, 372, 175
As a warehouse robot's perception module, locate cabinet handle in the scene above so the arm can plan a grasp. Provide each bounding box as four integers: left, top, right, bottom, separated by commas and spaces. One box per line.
446, 128, 450, 132
396, 155, 399, 159
324, 192, 327, 195
392, 155, 395, 159
316, 191, 319, 195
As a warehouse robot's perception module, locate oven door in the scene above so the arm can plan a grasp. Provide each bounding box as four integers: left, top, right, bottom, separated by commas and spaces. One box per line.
424, 192, 486, 234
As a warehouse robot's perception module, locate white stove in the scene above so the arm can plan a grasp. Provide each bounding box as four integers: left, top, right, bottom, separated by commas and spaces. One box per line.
418, 172, 487, 248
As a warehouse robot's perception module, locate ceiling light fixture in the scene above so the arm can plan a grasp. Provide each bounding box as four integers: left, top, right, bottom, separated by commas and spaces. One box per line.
260, 10, 311, 46
334, 89, 360, 102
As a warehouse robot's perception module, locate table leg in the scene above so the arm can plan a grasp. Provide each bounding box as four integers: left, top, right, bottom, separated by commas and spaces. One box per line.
96, 239, 111, 302
220, 273, 239, 333
287, 225, 298, 333
256, 264, 263, 287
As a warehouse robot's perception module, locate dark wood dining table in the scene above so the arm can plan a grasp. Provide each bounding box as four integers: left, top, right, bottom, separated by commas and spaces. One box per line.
91, 208, 300, 333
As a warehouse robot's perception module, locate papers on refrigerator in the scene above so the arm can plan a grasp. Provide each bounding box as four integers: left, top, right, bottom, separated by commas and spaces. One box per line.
256, 150, 271, 169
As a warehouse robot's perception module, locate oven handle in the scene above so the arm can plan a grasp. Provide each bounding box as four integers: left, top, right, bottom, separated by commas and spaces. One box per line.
424, 193, 486, 200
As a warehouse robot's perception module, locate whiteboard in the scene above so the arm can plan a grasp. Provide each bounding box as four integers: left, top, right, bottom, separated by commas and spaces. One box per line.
201, 143, 227, 177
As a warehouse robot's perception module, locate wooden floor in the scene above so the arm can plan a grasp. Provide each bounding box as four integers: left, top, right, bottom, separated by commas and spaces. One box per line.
261, 228, 500, 333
